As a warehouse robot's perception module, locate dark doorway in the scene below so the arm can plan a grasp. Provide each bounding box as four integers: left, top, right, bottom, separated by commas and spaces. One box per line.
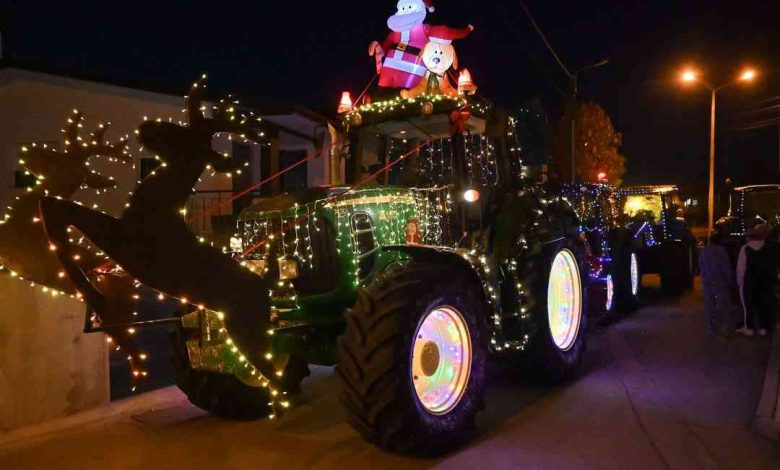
281, 150, 308, 191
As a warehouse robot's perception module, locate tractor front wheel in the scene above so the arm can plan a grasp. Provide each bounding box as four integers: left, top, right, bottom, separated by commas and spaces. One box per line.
338, 263, 489, 455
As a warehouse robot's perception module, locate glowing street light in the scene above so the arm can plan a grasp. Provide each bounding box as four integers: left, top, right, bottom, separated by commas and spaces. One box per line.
678, 66, 759, 237
681, 70, 698, 83
740, 69, 756, 82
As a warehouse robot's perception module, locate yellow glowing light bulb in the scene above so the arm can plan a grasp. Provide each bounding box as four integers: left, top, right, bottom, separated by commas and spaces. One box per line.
740, 69, 756, 81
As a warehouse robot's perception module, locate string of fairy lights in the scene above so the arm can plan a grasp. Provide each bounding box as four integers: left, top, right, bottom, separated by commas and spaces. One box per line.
3, 71, 547, 417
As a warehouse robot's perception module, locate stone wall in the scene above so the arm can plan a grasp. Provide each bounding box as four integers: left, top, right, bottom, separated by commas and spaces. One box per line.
0, 275, 108, 432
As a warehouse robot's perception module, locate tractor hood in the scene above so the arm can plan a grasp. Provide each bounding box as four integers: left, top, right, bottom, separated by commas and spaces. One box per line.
238, 187, 350, 220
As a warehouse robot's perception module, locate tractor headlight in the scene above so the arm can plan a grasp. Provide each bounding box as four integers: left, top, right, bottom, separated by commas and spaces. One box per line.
244, 259, 267, 275
278, 258, 299, 280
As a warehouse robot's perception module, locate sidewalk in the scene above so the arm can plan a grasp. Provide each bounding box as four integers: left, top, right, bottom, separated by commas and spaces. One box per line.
754, 329, 780, 441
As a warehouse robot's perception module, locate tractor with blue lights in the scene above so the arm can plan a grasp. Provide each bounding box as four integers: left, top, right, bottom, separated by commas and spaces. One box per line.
618, 185, 698, 294
563, 183, 641, 316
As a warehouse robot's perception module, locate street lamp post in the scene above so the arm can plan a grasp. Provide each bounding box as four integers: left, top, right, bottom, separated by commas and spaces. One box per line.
571, 59, 609, 184
680, 68, 757, 237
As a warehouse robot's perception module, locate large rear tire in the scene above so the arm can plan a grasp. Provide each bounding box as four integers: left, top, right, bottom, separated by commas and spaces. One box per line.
612, 246, 641, 314
170, 327, 310, 419
516, 240, 589, 383
660, 243, 693, 295
337, 263, 489, 455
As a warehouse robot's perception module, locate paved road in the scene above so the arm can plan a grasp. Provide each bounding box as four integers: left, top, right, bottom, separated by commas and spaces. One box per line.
1, 278, 779, 469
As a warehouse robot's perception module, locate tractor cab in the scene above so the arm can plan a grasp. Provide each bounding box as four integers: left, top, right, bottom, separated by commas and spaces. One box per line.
715, 184, 780, 258
618, 185, 698, 293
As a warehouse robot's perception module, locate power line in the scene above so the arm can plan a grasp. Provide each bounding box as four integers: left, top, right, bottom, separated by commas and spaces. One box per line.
517, 0, 572, 79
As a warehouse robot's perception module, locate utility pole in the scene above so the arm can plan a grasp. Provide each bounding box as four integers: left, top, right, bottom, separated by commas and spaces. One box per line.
570, 60, 608, 183
517, 1, 607, 184
708, 90, 717, 241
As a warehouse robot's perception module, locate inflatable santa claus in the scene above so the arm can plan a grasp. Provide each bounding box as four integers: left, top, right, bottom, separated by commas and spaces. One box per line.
369, 1, 474, 90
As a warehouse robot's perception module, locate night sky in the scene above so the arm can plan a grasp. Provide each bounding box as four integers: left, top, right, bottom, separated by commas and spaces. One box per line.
2, 0, 779, 192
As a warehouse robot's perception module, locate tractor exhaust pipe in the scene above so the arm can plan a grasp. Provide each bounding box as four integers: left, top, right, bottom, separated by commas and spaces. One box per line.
328, 123, 343, 186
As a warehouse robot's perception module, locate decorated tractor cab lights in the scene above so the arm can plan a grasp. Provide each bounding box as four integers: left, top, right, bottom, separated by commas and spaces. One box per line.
562, 183, 641, 316
617, 185, 698, 294
334, 0, 591, 455
715, 184, 780, 259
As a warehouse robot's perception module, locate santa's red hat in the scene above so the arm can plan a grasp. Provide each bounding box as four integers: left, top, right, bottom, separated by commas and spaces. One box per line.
423, 0, 435, 12
428, 24, 475, 45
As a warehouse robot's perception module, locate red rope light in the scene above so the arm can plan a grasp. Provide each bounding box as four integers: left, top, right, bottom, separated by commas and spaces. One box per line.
238, 139, 432, 259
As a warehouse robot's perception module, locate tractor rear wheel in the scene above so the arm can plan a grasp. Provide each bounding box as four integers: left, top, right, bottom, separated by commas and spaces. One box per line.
660, 243, 694, 295
612, 247, 641, 313
515, 240, 589, 383
338, 263, 489, 455
170, 327, 310, 419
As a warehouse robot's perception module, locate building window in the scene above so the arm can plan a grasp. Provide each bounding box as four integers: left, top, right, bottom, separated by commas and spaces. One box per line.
14, 170, 37, 189
140, 158, 161, 179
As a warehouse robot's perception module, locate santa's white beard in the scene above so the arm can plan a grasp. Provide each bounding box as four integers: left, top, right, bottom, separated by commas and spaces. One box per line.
388, 11, 426, 32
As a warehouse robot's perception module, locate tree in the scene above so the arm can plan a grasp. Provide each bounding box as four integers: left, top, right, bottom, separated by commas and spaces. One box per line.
553, 101, 627, 185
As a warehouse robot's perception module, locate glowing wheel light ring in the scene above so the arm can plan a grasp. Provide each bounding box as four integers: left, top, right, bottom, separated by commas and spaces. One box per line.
605, 275, 614, 312
630, 253, 640, 297
411, 306, 472, 416
548, 249, 583, 352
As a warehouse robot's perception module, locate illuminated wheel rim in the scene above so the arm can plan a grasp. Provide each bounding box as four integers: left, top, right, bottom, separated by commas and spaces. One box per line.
605, 275, 614, 312
411, 306, 472, 415
548, 250, 583, 352
630, 253, 640, 297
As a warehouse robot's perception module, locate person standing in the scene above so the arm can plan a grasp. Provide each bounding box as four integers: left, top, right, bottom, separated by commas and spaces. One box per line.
700, 232, 739, 335
737, 224, 776, 336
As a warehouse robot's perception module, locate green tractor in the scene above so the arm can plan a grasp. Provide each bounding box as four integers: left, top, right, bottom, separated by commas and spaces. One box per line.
335, 98, 591, 454
171, 95, 591, 455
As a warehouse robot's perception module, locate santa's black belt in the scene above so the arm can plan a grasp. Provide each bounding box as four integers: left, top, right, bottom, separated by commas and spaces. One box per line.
392, 43, 422, 55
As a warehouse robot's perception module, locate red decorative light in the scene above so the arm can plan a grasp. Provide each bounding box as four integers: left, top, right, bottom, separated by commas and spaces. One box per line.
338, 92, 353, 114
458, 69, 477, 95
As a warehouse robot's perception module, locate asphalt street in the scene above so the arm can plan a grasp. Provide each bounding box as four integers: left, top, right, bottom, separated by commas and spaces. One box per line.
1, 277, 778, 469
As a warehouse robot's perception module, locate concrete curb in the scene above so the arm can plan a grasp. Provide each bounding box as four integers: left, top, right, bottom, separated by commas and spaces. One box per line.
0, 387, 184, 451
754, 332, 780, 442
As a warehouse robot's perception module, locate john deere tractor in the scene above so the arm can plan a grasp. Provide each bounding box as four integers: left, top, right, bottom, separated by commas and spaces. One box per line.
336, 98, 591, 454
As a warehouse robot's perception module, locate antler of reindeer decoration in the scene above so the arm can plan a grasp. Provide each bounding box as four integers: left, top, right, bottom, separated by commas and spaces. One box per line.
39, 76, 286, 409
0, 112, 153, 379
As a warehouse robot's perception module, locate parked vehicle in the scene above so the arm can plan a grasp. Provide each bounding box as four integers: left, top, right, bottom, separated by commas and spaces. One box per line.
617, 185, 698, 294
562, 183, 641, 315
715, 184, 780, 259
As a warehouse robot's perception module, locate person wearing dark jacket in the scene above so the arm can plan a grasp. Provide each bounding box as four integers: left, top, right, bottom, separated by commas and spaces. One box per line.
700, 232, 739, 335
737, 224, 776, 336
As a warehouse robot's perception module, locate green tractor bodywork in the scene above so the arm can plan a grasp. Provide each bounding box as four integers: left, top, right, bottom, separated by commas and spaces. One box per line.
183, 184, 453, 375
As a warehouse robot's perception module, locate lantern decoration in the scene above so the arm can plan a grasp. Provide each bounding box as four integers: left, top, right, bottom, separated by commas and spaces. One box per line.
338, 92, 354, 114
597, 171, 608, 183
458, 68, 477, 96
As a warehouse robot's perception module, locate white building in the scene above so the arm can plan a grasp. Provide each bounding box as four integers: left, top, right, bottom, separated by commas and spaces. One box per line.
0, 58, 333, 237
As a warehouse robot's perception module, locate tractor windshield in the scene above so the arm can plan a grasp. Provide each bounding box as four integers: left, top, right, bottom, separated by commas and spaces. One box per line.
622, 194, 663, 224
742, 190, 780, 221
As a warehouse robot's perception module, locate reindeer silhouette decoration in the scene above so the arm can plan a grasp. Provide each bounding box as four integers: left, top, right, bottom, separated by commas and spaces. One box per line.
40, 77, 279, 386
0, 113, 151, 375
0, 110, 130, 289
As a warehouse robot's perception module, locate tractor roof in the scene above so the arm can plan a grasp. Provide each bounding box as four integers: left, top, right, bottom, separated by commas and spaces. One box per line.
733, 184, 780, 192
619, 185, 678, 195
